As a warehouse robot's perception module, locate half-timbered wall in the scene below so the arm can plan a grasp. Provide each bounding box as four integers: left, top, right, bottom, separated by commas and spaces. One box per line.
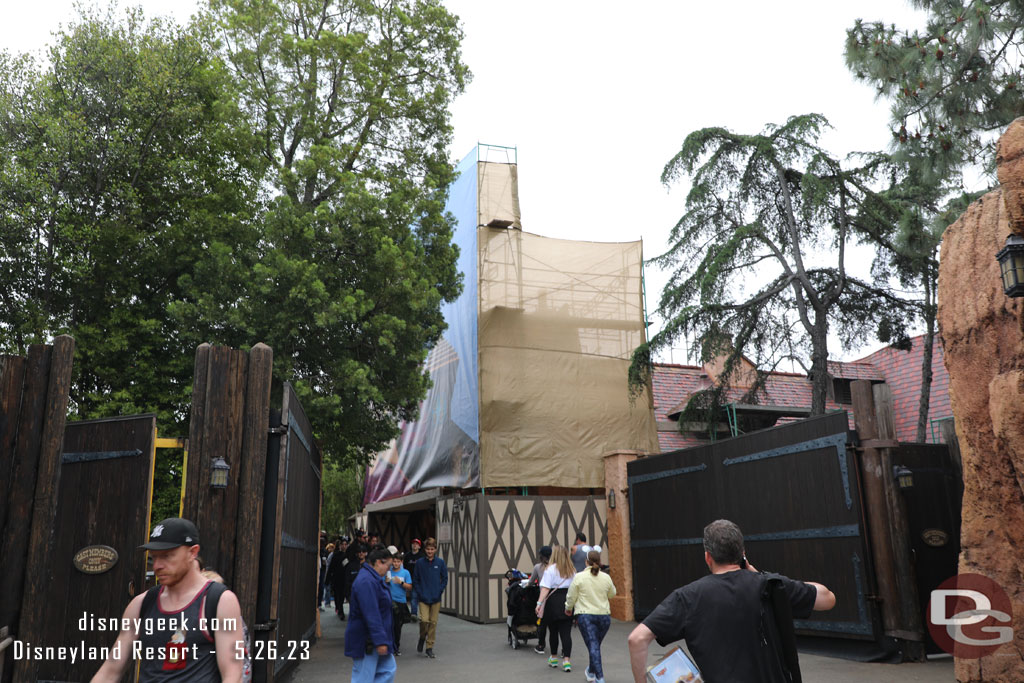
437, 494, 607, 623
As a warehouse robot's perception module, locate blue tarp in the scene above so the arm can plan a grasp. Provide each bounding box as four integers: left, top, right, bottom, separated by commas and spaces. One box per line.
364, 150, 481, 503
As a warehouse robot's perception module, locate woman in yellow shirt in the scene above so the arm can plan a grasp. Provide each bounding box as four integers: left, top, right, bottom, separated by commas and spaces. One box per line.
565, 550, 616, 683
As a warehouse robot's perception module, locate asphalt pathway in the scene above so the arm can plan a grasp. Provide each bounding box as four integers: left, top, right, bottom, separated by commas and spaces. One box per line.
288, 603, 954, 682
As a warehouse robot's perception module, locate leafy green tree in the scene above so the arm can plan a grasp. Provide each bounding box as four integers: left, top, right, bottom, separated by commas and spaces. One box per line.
0, 8, 261, 427
0, 8, 264, 512
851, 155, 983, 441
321, 462, 364, 536
846, 0, 1024, 180
630, 114, 911, 421
844, 2, 1017, 440
175, 0, 469, 468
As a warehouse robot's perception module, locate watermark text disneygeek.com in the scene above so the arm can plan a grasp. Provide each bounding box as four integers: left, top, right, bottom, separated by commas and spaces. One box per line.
77, 611, 237, 635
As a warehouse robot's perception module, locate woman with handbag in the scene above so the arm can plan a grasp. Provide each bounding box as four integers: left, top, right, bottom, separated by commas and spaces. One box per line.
534, 545, 576, 671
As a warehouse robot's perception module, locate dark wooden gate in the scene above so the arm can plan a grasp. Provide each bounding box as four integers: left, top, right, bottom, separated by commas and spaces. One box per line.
893, 443, 962, 654
32, 415, 157, 683
254, 382, 321, 683
628, 412, 876, 640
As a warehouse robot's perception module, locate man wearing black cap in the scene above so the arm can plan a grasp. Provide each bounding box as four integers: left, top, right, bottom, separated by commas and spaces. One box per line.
92, 518, 246, 682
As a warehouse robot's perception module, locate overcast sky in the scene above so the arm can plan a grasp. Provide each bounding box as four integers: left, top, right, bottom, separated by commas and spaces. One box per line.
4, 1, 935, 362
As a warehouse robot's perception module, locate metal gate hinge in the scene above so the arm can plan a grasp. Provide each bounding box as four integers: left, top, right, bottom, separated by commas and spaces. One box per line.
254, 620, 277, 632
268, 426, 287, 435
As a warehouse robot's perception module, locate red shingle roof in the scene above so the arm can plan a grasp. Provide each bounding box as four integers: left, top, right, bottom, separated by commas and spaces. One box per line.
651, 334, 951, 452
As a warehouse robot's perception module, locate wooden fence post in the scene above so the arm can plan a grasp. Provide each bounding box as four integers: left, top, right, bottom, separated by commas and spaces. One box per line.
851, 381, 902, 640
873, 383, 927, 661
233, 343, 273, 629
0, 337, 75, 683
183, 343, 273, 630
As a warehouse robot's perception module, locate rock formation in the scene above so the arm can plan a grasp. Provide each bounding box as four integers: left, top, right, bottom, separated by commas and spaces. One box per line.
937, 118, 1024, 681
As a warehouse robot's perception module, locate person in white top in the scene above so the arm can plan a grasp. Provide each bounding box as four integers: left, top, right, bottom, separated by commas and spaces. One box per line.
534, 545, 576, 672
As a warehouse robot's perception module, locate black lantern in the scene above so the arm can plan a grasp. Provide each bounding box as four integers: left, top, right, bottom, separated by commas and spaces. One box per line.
607, 489, 616, 509
893, 465, 914, 490
211, 457, 230, 489
996, 234, 1024, 297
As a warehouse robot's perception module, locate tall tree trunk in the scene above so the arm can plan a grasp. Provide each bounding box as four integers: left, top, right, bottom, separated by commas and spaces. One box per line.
809, 317, 830, 415
915, 273, 936, 442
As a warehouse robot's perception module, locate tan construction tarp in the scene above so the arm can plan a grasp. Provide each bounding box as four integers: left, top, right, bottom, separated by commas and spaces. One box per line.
478, 161, 521, 229
478, 227, 658, 487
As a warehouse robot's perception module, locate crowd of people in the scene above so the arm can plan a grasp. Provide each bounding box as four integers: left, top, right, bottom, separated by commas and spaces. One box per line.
320, 529, 449, 682
330, 522, 837, 683
86, 517, 835, 683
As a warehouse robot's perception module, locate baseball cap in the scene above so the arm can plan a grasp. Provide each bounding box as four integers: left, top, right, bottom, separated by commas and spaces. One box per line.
539, 545, 552, 560
140, 518, 200, 550
412, 538, 422, 545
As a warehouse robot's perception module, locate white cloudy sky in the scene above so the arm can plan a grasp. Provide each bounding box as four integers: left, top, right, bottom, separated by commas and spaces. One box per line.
4, 1, 943, 363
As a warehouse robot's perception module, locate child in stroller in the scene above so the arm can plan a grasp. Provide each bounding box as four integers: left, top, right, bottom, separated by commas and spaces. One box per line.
504, 569, 540, 649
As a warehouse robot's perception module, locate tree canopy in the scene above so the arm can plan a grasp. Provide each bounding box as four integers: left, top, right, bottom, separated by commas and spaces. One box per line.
630, 114, 910, 420
0, 7, 261, 425
0, 0, 470, 471
846, 0, 1024, 181
191, 0, 469, 466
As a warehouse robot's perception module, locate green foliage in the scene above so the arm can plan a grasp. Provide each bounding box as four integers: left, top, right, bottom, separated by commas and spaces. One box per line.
181, 0, 469, 468
846, 0, 1024, 179
151, 447, 186, 523
0, 7, 262, 436
321, 462, 364, 535
632, 115, 912, 423
1, 0, 469, 484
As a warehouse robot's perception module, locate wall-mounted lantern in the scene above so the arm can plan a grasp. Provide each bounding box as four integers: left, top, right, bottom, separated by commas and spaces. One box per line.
996, 234, 1024, 297
607, 489, 616, 509
893, 464, 914, 490
210, 457, 230, 489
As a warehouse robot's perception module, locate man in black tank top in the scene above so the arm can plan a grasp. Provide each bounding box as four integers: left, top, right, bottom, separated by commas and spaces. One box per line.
91, 518, 246, 682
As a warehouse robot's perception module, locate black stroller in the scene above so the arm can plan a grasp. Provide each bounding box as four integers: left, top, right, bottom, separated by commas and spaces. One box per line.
504, 569, 540, 650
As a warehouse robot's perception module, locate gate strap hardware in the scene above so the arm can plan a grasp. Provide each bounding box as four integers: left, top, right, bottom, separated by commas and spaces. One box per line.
856, 439, 898, 449
254, 620, 277, 632
885, 629, 924, 642
268, 426, 288, 435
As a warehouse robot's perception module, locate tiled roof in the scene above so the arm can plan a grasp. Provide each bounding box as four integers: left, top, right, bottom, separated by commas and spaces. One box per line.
651, 334, 951, 452
651, 364, 708, 422
852, 336, 952, 443
826, 360, 884, 381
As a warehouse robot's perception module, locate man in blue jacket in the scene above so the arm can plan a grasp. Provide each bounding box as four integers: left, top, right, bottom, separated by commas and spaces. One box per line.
345, 545, 396, 682
412, 537, 448, 658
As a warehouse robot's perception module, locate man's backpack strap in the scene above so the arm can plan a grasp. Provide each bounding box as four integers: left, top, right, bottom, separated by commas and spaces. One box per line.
760, 573, 802, 683
203, 581, 229, 630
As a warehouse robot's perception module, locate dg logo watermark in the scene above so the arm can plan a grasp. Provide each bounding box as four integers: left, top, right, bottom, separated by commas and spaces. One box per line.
927, 573, 1014, 658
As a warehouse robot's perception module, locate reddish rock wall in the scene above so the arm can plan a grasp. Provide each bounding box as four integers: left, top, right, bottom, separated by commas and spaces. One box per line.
937, 121, 1024, 681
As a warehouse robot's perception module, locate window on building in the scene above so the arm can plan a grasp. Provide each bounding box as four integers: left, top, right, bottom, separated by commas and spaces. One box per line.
833, 378, 853, 405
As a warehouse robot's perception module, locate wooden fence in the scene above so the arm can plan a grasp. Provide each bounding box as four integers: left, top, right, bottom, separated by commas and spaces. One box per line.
0, 337, 75, 683
182, 345, 321, 683
181, 343, 273, 632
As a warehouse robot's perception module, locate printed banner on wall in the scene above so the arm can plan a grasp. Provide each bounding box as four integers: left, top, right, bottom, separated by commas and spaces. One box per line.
363, 151, 482, 504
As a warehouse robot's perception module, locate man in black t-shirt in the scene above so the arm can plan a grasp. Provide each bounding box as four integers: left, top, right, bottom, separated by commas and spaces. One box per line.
627, 519, 836, 683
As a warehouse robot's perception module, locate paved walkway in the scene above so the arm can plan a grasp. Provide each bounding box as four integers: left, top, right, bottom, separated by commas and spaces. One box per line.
289, 605, 954, 682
